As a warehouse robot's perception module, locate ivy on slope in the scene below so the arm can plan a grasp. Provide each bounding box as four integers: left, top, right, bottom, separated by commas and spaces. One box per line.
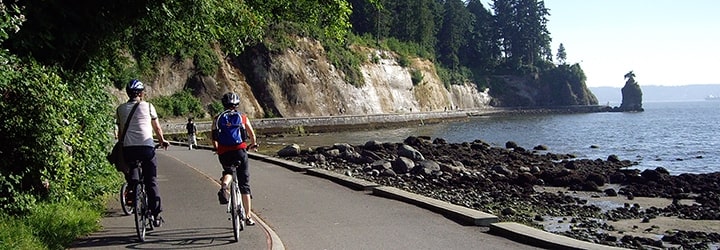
0, 53, 117, 214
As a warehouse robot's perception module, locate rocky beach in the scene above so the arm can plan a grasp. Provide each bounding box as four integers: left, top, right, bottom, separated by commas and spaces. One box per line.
274, 136, 720, 250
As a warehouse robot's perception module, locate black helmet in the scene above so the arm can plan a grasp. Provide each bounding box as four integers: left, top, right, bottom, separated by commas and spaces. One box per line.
126, 79, 145, 96
221, 92, 240, 108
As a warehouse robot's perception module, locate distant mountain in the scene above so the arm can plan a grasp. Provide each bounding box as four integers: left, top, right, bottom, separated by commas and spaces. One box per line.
590, 84, 720, 104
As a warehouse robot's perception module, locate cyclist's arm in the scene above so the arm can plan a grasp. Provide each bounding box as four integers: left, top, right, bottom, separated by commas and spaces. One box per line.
151, 118, 169, 149
211, 116, 219, 151
244, 119, 257, 148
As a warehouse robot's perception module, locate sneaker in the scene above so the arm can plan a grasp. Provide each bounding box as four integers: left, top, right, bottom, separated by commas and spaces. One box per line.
153, 215, 164, 227
217, 187, 229, 205
246, 217, 255, 226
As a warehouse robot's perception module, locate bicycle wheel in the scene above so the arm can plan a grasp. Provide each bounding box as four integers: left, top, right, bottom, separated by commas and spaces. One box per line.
120, 183, 134, 215
134, 184, 147, 242
230, 180, 243, 242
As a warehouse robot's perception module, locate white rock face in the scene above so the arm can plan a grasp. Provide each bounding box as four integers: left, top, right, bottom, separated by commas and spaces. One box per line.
125, 38, 491, 118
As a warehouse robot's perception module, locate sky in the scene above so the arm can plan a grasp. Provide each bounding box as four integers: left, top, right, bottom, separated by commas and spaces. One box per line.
482, 0, 720, 88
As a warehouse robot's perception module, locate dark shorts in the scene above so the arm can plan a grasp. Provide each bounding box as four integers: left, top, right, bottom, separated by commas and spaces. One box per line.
218, 149, 251, 195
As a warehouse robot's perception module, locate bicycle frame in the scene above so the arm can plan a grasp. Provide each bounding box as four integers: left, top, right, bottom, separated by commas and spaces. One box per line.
227, 162, 246, 242
132, 162, 153, 242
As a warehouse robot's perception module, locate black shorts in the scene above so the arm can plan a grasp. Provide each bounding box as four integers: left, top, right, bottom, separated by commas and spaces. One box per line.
218, 149, 251, 194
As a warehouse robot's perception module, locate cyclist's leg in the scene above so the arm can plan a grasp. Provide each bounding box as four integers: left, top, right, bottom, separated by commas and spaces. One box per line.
123, 147, 142, 188
217, 151, 239, 204
237, 150, 253, 223
141, 147, 162, 217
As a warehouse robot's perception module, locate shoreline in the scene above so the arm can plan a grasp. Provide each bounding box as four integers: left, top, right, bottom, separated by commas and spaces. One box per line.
271, 136, 720, 249
162, 105, 614, 135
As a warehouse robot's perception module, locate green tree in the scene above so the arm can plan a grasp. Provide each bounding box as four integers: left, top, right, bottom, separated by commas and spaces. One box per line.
463, 0, 500, 71
492, 0, 551, 70
556, 43, 567, 64
624, 70, 636, 83
436, 0, 472, 69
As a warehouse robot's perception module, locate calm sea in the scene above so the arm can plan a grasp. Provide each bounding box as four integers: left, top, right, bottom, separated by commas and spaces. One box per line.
266, 101, 720, 175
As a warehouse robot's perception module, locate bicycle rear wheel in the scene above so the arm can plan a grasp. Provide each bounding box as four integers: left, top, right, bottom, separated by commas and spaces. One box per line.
230, 181, 244, 242
120, 183, 134, 215
134, 184, 147, 242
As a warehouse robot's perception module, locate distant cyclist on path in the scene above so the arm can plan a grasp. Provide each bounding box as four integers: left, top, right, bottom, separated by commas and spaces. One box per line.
116, 79, 170, 227
211, 92, 258, 225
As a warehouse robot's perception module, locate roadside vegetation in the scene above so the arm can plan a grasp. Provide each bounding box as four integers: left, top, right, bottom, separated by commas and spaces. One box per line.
0, 0, 588, 248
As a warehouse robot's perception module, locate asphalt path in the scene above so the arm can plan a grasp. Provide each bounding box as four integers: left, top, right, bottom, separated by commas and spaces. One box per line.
73, 145, 542, 249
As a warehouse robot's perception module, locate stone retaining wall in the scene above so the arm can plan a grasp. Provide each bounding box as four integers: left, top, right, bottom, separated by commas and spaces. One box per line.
161, 105, 610, 135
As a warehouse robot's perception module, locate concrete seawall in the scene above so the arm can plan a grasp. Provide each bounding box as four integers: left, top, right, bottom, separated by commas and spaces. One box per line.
162, 105, 611, 135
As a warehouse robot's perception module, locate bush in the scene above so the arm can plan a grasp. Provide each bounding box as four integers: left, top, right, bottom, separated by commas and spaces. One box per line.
150, 90, 205, 118
0, 57, 116, 215
410, 69, 423, 86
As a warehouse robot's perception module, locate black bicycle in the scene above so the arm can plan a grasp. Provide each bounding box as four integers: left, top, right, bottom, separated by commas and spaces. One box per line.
131, 161, 154, 242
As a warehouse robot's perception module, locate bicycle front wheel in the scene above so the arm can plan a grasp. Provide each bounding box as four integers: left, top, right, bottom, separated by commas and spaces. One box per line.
230, 181, 243, 242
134, 184, 147, 242
120, 183, 134, 215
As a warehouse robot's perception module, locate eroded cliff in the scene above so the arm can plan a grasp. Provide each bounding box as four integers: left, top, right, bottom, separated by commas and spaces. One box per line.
112, 38, 491, 119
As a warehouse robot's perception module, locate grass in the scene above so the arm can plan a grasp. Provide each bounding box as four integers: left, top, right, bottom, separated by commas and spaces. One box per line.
0, 215, 45, 250
0, 198, 105, 250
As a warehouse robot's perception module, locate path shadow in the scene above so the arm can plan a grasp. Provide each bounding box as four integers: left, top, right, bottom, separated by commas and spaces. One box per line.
71, 227, 238, 249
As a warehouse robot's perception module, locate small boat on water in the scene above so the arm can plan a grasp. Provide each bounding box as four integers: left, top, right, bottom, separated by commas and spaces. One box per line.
705, 95, 720, 101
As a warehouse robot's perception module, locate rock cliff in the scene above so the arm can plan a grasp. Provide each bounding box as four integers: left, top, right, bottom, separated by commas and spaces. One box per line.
110, 37, 598, 119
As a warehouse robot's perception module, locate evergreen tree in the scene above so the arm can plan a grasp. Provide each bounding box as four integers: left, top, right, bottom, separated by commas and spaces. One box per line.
556, 43, 567, 64
436, 0, 472, 69
492, 0, 551, 71
463, 0, 500, 71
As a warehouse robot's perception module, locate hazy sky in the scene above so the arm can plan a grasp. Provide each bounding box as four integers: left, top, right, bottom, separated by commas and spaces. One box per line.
482, 0, 720, 88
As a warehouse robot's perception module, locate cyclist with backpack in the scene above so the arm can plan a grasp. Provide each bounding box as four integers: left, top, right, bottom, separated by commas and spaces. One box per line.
212, 92, 258, 226
116, 79, 170, 227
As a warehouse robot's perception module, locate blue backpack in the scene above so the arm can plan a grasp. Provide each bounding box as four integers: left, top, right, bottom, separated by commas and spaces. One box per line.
215, 110, 248, 146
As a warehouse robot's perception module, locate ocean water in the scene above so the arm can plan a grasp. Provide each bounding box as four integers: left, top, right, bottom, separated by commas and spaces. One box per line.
265, 101, 720, 175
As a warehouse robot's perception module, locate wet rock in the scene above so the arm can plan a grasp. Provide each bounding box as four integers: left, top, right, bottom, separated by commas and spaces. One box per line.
392, 157, 415, 174
398, 144, 425, 161
277, 144, 301, 157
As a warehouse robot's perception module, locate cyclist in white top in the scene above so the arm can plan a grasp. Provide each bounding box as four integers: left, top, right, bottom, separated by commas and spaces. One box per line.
116, 79, 170, 227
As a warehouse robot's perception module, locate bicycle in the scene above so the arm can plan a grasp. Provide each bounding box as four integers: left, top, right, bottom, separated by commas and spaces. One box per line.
227, 162, 246, 242
119, 182, 134, 216
130, 160, 156, 242
226, 144, 257, 242
131, 141, 169, 242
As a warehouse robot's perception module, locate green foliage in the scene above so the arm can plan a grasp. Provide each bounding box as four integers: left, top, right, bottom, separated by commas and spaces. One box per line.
323, 39, 366, 87
150, 90, 205, 118
194, 44, 221, 76
538, 63, 594, 105
127, 1, 265, 74
0, 56, 116, 214
208, 101, 224, 116
410, 69, 424, 86
25, 199, 101, 249
436, 65, 475, 89
264, 107, 277, 118
0, 214, 45, 250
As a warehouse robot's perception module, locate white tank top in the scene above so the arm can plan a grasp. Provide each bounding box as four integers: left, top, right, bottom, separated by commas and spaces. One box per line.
116, 100, 158, 147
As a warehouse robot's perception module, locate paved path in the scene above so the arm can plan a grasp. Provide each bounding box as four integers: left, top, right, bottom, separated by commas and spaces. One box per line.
73, 145, 548, 249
